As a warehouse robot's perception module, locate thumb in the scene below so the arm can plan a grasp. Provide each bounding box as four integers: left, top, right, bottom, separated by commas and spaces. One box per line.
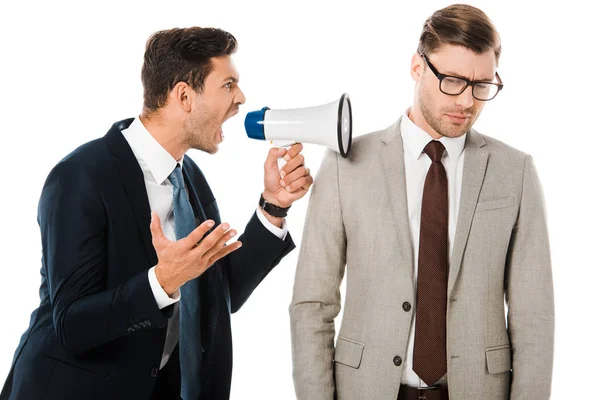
265, 147, 287, 169
150, 212, 169, 248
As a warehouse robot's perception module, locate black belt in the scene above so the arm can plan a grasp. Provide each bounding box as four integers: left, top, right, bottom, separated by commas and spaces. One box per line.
398, 384, 449, 400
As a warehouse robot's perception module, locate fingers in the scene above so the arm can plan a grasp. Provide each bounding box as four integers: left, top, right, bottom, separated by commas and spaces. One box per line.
265, 147, 288, 169
282, 143, 303, 161
280, 166, 310, 188
150, 212, 170, 249
181, 219, 216, 249
192, 222, 233, 254
207, 241, 243, 266
303, 173, 314, 190
285, 174, 314, 192
204, 227, 238, 261
280, 153, 305, 178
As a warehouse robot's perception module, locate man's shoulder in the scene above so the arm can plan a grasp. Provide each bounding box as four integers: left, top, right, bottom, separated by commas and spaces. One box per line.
60, 119, 131, 167
47, 120, 129, 181
68, 137, 109, 158
338, 123, 394, 164
52, 139, 109, 178
476, 130, 530, 165
353, 129, 386, 146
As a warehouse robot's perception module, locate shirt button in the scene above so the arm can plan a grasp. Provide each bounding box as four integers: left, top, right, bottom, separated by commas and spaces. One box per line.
201, 346, 206, 353
150, 367, 158, 377
402, 302, 412, 312
393, 356, 402, 366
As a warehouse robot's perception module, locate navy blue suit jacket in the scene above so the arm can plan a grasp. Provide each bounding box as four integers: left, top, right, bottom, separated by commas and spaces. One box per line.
0, 119, 295, 400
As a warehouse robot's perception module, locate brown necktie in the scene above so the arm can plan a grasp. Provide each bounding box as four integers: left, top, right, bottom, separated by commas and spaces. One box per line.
412, 140, 449, 386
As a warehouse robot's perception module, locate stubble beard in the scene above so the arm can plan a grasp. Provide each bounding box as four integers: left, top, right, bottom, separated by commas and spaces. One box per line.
184, 110, 219, 155
419, 86, 479, 139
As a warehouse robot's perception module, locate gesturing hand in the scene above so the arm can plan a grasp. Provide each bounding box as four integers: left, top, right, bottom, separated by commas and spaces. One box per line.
150, 212, 242, 296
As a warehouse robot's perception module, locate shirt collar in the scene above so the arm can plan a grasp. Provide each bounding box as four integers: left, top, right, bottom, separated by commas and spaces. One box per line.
122, 117, 184, 184
400, 109, 466, 162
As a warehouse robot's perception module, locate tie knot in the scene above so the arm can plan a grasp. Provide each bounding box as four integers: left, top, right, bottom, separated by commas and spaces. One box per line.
423, 140, 446, 162
168, 165, 185, 189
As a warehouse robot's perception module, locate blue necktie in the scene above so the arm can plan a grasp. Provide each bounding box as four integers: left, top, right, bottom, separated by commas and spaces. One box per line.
168, 165, 203, 400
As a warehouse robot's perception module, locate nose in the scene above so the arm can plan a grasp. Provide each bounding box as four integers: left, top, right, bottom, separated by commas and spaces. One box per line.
236, 86, 246, 105
456, 87, 474, 109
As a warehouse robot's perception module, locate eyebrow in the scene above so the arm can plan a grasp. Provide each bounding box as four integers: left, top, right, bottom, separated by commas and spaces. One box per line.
224, 76, 239, 83
445, 69, 495, 83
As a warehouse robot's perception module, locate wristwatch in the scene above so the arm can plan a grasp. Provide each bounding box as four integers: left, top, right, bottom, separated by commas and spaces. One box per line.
259, 194, 290, 218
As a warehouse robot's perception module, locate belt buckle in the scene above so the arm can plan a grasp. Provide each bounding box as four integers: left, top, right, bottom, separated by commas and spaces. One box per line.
417, 385, 439, 400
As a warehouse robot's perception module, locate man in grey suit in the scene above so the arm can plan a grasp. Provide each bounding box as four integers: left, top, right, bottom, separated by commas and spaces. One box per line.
290, 4, 554, 400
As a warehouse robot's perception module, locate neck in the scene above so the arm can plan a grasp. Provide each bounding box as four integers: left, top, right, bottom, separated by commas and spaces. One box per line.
407, 105, 442, 140
140, 109, 188, 161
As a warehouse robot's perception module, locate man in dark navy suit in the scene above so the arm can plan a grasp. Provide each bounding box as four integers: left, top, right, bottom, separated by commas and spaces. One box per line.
0, 27, 313, 400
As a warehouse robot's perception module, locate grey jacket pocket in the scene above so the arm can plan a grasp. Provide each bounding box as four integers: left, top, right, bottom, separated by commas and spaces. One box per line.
476, 197, 515, 212
334, 336, 365, 369
485, 344, 512, 374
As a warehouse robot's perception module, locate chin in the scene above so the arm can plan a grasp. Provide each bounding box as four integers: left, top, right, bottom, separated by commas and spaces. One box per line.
191, 142, 219, 155
442, 125, 467, 137
208, 144, 220, 154
201, 146, 218, 155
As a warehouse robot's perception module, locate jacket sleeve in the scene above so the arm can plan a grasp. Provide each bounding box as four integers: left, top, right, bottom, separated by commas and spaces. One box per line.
224, 211, 295, 313
506, 155, 555, 399
289, 150, 347, 400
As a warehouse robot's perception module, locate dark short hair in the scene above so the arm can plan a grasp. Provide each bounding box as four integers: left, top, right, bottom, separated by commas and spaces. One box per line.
417, 4, 501, 63
141, 27, 238, 111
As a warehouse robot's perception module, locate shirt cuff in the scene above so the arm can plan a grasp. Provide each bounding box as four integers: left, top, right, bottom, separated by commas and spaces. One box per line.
255, 207, 288, 240
148, 266, 180, 309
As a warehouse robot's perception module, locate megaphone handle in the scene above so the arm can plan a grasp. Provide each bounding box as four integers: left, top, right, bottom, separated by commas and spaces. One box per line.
272, 140, 297, 170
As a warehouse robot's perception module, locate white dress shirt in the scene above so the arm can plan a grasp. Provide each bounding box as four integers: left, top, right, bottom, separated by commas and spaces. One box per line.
122, 117, 287, 369
399, 112, 466, 387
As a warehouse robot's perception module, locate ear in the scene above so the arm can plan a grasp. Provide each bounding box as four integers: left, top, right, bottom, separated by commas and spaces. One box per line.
410, 52, 424, 82
171, 82, 195, 113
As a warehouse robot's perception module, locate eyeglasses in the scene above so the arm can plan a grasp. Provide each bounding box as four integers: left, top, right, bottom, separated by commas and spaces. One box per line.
420, 53, 504, 101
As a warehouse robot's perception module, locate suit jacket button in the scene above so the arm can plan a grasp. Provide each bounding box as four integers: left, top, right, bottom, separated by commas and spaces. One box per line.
402, 302, 411, 312
393, 356, 402, 366
150, 367, 158, 377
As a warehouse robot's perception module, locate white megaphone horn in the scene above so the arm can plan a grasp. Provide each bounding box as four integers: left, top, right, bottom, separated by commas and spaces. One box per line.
244, 93, 353, 162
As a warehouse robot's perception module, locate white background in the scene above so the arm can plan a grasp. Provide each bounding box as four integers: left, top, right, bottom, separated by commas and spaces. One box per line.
0, 0, 597, 398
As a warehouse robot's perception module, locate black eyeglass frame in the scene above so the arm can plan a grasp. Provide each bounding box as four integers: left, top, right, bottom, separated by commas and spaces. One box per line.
420, 53, 504, 101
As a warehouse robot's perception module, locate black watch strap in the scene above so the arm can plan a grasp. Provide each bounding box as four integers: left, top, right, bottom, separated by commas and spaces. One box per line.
259, 194, 290, 218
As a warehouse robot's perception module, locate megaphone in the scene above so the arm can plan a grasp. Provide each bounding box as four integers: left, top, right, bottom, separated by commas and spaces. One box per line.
244, 93, 353, 158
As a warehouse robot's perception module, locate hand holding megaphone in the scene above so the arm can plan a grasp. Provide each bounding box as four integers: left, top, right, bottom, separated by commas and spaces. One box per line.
244, 93, 353, 169
270, 140, 301, 170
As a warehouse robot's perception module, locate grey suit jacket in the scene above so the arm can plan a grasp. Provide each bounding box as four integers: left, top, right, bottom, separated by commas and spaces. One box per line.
290, 118, 554, 400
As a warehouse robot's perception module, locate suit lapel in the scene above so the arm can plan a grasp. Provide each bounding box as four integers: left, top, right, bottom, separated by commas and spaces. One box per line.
448, 129, 489, 294
104, 119, 158, 267
381, 118, 414, 269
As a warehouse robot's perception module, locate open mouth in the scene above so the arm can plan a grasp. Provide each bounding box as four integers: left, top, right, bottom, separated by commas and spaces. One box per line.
225, 108, 239, 121
217, 107, 240, 143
